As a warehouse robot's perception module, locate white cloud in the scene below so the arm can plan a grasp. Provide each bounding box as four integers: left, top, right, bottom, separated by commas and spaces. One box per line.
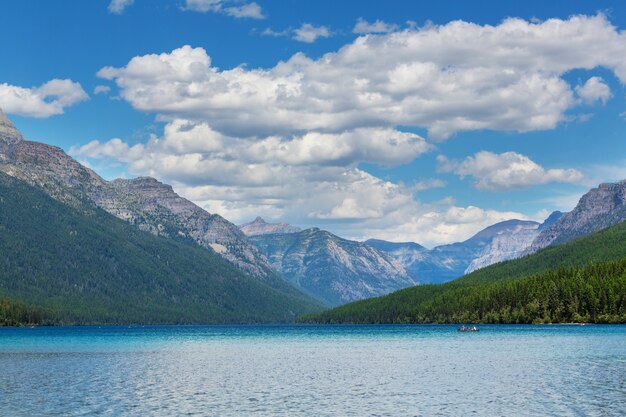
413, 178, 446, 191
439, 151, 584, 191
293, 23, 331, 43
70, 138, 145, 161
0, 79, 88, 118
353, 18, 399, 34
225, 2, 264, 19
576, 76, 612, 104
70, 118, 530, 247
87, 14, 626, 245
71, 119, 430, 176
260, 24, 331, 42
172, 166, 530, 247
93, 85, 111, 95
98, 14, 626, 141
108, 0, 134, 14
261, 27, 290, 37
183, 0, 265, 19
183, 0, 223, 12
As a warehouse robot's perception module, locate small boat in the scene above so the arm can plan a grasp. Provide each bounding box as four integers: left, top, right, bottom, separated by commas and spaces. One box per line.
457, 325, 479, 332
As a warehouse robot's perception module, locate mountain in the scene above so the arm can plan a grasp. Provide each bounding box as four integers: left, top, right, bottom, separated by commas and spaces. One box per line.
538, 210, 565, 231
301, 218, 626, 324
529, 181, 626, 252
464, 213, 563, 273
249, 228, 417, 306
0, 171, 323, 325
0, 109, 23, 145
0, 109, 278, 285
370, 219, 541, 283
239, 217, 301, 236
464, 220, 542, 273
364, 239, 430, 268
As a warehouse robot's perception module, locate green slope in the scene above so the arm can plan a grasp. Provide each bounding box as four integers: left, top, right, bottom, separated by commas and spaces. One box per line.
0, 172, 323, 325
301, 221, 626, 324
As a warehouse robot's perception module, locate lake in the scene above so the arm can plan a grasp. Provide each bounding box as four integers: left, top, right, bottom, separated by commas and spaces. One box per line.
0, 324, 624, 416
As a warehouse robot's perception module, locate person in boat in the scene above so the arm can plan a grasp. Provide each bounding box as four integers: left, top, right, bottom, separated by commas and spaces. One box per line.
472, 326, 477, 331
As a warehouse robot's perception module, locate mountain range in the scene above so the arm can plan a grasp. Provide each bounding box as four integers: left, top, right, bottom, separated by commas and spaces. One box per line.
366, 215, 563, 283
247, 226, 416, 306
3, 106, 626, 324
302, 213, 626, 324
241, 180, 626, 302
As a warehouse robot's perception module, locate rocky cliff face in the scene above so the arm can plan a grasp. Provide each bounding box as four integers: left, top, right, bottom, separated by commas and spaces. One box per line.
528, 181, 626, 252
0, 109, 277, 284
239, 217, 302, 236
250, 228, 418, 306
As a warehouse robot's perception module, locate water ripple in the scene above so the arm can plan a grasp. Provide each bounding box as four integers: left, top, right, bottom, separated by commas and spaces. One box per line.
0, 325, 624, 416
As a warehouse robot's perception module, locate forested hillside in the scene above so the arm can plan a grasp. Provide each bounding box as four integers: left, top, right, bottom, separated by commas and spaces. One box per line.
0, 173, 323, 326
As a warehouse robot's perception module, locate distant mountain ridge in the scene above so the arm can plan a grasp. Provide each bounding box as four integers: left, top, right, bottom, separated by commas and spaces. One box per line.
367, 219, 549, 283
302, 217, 626, 325
0, 109, 279, 285
249, 228, 418, 306
464, 220, 543, 273
239, 217, 301, 236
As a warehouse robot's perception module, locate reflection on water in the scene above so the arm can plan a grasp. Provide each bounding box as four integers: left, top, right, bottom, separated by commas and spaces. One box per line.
0, 325, 624, 416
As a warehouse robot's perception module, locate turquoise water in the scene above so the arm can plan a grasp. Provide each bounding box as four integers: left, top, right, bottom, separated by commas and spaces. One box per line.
0, 325, 624, 416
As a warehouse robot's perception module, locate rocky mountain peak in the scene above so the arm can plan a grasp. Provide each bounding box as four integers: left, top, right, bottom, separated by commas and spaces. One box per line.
0, 108, 24, 146
539, 210, 565, 231
249, 227, 417, 305
239, 216, 302, 236
528, 179, 626, 252
113, 176, 175, 194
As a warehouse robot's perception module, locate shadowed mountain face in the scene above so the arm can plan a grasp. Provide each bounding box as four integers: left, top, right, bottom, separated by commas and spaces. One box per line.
239, 217, 302, 236
250, 228, 418, 306
529, 181, 626, 252
0, 109, 281, 286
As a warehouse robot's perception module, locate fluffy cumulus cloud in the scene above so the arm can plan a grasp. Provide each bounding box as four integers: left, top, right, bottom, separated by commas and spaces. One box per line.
71, 122, 528, 246
576, 76, 612, 104
183, 0, 265, 19
438, 151, 584, 191
88, 14, 626, 244
353, 18, 399, 34
99, 14, 626, 140
293, 23, 331, 43
0, 79, 88, 118
71, 119, 431, 182
108, 0, 134, 14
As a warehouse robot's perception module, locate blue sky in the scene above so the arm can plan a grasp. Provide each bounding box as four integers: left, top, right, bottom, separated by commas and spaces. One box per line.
1, 0, 626, 246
